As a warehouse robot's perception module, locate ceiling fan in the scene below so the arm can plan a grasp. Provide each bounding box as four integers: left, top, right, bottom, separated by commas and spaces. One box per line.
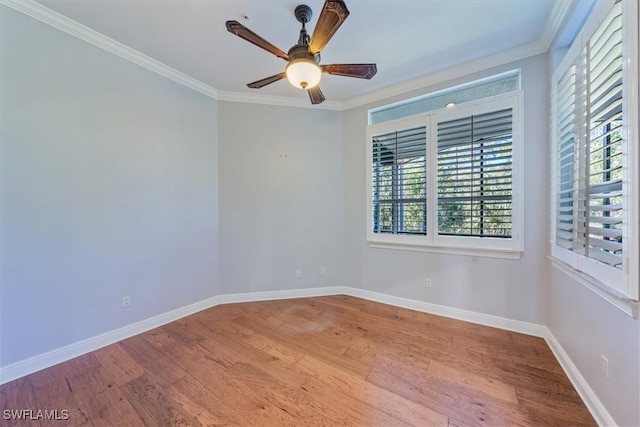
225, 0, 377, 105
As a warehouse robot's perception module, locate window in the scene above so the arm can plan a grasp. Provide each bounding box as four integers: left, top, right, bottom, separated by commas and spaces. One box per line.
437, 109, 513, 238
551, 0, 639, 301
372, 126, 427, 235
367, 91, 523, 259
370, 71, 519, 125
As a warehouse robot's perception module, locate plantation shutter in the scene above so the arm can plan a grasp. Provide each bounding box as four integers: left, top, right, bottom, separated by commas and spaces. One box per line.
585, 1, 623, 268
555, 65, 578, 251
555, 0, 623, 270
371, 126, 427, 234
437, 109, 513, 237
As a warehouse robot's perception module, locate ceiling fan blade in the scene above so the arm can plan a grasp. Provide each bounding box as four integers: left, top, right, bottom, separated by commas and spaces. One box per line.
226, 20, 289, 60
247, 72, 287, 89
322, 64, 377, 79
308, 86, 326, 104
309, 0, 349, 54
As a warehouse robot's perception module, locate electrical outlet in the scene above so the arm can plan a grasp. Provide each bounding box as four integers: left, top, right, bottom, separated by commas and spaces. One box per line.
425, 278, 433, 288
296, 269, 302, 278
122, 296, 131, 308
601, 355, 609, 378
320, 267, 326, 275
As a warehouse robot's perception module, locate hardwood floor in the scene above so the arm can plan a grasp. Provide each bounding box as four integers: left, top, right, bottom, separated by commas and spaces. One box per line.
0, 295, 596, 426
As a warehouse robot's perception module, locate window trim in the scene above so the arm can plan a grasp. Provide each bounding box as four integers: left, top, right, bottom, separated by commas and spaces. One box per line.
550, 0, 639, 303
371, 123, 427, 236
366, 115, 430, 249
366, 91, 524, 260
550, 256, 638, 318
368, 69, 520, 125
627, 0, 640, 302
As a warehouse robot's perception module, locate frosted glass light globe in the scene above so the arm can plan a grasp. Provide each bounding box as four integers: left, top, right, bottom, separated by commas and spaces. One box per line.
286, 58, 322, 89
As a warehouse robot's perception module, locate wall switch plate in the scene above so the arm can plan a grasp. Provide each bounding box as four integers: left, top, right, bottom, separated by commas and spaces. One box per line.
320, 267, 326, 275
425, 279, 433, 288
296, 269, 302, 278
122, 296, 131, 308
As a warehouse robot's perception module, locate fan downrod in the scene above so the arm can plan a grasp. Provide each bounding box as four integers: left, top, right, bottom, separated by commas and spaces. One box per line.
294, 5, 312, 24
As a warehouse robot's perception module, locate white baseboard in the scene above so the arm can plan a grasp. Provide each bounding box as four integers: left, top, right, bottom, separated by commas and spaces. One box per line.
0, 286, 345, 384
0, 294, 223, 385
1, 285, 541, 384
0, 284, 614, 427
215, 286, 347, 305
543, 328, 616, 427
346, 287, 547, 337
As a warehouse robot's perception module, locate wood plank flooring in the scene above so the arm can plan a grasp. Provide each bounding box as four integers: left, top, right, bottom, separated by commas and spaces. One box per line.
0, 295, 596, 426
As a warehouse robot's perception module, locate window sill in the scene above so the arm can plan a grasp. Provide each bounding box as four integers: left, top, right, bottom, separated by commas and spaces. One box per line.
367, 240, 522, 260
549, 256, 638, 318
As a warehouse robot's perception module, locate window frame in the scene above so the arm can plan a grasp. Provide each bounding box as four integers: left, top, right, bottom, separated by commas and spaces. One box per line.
371, 124, 427, 236
550, 0, 639, 304
366, 91, 524, 260
367, 115, 429, 249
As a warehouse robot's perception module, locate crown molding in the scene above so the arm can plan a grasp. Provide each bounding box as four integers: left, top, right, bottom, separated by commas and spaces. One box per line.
2, 0, 343, 110
1, 0, 219, 99
539, 0, 576, 51
342, 39, 548, 111
3, 0, 563, 112
219, 36, 548, 112
217, 90, 343, 111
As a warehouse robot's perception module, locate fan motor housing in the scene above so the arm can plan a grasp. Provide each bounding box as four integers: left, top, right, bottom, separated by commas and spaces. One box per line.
287, 44, 320, 63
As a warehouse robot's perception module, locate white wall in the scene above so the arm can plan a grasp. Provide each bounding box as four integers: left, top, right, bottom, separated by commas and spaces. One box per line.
343, 54, 550, 325
218, 102, 346, 294
0, 6, 219, 366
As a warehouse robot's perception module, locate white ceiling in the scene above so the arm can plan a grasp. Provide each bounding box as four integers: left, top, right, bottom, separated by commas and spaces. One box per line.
33, 0, 570, 104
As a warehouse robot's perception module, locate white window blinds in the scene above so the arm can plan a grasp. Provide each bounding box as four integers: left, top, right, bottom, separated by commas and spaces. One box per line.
437, 109, 513, 238
584, 2, 623, 268
555, 64, 577, 251
371, 126, 427, 235
367, 90, 522, 257
551, 0, 638, 301
554, 1, 623, 269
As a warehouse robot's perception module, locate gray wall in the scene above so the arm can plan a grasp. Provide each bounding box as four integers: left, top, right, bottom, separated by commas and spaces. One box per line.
343, 54, 550, 325
544, 7, 640, 421
547, 269, 640, 426
2, 4, 638, 425
218, 102, 346, 294
0, 6, 219, 366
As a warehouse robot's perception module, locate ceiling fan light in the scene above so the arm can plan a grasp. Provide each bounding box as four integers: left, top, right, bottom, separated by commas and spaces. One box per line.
286, 58, 322, 89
